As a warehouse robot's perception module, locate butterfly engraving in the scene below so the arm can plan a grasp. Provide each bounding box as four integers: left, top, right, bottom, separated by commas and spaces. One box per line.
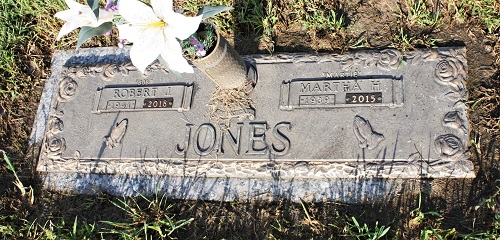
353, 115, 385, 150
105, 119, 128, 149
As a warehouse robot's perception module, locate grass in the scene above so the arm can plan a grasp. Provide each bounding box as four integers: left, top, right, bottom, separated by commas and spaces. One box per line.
408, 192, 459, 239
291, 0, 348, 45
1, 0, 500, 239
180, 0, 235, 35
1, 151, 33, 203
295, 0, 346, 33
403, 0, 442, 28
388, 0, 441, 51
0, 0, 67, 94
391, 28, 417, 51
0, 151, 191, 239
467, 0, 500, 33
102, 193, 194, 239
29, 217, 99, 239
0, 0, 42, 98
341, 217, 390, 240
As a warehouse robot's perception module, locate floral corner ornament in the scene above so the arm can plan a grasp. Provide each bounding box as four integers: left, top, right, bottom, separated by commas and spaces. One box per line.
433, 49, 467, 91
54, 0, 233, 74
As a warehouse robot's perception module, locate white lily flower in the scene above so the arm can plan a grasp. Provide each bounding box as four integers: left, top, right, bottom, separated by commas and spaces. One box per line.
55, 0, 113, 40
117, 0, 202, 73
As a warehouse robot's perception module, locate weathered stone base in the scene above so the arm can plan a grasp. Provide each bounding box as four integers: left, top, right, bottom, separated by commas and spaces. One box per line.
40, 172, 424, 203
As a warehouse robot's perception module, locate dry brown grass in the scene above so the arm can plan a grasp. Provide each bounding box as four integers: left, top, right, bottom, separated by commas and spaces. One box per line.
208, 82, 255, 128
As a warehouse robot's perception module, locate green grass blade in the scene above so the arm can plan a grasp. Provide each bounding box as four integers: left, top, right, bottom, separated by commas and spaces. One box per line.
72, 216, 77, 238
2, 150, 17, 177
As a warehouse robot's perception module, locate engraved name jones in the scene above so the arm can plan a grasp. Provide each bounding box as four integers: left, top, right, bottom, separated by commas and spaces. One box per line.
175, 121, 292, 156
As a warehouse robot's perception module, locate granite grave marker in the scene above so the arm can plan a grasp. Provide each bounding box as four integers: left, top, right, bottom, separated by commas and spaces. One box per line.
31, 47, 474, 202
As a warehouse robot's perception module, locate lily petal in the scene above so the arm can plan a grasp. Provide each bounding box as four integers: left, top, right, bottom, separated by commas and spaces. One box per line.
116, 0, 200, 74
54, 9, 81, 21
161, 49, 194, 73
116, 24, 143, 43
119, 0, 160, 25
165, 13, 202, 40
151, 0, 173, 20
161, 36, 194, 73
96, 9, 114, 23
55, 8, 94, 24
57, 22, 80, 40
129, 27, 166, 72
54, 0, 114, 41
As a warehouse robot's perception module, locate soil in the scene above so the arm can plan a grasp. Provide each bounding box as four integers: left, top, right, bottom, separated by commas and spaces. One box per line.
1, 0, 499, 238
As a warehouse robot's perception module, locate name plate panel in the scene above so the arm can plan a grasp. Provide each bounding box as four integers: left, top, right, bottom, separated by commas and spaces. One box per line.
280, 78, 403, 110
92, 84, 193, 113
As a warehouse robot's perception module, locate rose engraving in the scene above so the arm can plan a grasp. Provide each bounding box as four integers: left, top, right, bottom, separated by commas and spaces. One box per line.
78, 66, 103, 77
334, 56, 355, 70
377, 49, 402, 70
434, 134, 464, 161
404, 49, 439, 65
434, 57, 466, 90
102, 64, 120, 81
143, 62, 169, 75
58, 77, 78, 101
435, 60, 457, 82
48, 117, 64, 133
63, 63, 141, 80
46, 135, 66, 157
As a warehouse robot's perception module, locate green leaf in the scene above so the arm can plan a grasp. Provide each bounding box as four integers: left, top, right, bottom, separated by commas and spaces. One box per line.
76, 22, 113, 49
87, 0, 99, 19
197, 5, 233, 20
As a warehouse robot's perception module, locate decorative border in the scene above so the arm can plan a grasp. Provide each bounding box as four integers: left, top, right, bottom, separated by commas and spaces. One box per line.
38, 48, 474, 179
400, 47, 472, 175
248, 49, 403, 71
432, 48, 471, 173
38, 157, 474, 179
62, 61, 168, 81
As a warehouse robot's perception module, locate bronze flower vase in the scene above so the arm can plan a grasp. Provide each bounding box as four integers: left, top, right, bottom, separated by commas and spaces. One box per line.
193, 23, 256, 89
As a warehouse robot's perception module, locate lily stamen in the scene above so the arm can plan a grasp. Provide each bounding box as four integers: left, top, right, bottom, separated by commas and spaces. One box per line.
149, 21, 166, 28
